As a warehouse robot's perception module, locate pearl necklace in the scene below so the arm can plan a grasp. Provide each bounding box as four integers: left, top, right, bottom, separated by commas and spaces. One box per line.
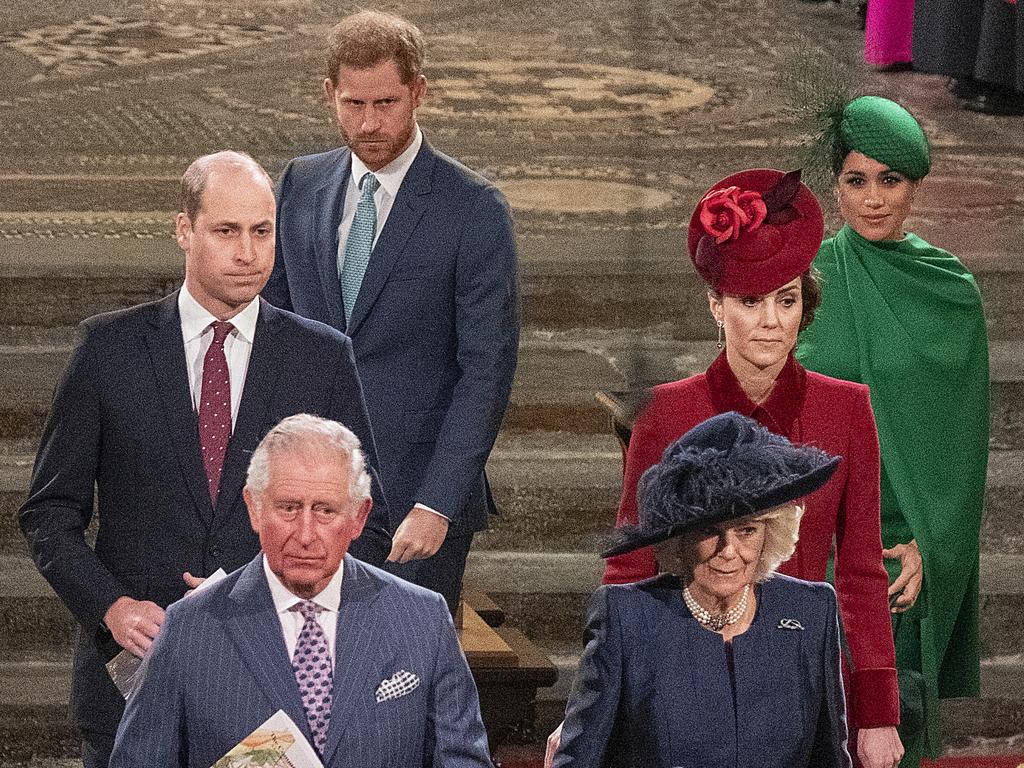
683, 583, 750, 631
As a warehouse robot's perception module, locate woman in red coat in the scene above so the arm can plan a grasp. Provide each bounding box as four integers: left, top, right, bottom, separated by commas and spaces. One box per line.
603, 169, 904, 768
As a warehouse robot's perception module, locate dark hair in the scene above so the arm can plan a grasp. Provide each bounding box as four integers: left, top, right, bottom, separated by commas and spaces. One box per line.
829, 138, 852, 179
799, 267, 822, 331
707, 267, 822, 333
325, 10, 424, 86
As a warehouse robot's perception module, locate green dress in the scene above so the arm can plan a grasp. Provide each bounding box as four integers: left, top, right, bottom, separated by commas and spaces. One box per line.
797, 224, 989, 764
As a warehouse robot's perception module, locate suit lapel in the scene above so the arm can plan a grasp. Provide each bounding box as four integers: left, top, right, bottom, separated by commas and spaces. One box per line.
144, 293, 214, 526
321, 555, 389, 765
345, 145, 434, 336
314, 151, 352, 333
224, 558, 314, 746
212, 300, 283, 530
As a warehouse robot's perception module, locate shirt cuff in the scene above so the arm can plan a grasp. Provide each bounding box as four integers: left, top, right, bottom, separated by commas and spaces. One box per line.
849, 666, 900, 729
414, 502, 451, 522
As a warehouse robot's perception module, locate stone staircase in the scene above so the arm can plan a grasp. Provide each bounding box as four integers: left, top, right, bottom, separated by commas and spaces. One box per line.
3, 0, 1024, 764
1, 241, 1023, 762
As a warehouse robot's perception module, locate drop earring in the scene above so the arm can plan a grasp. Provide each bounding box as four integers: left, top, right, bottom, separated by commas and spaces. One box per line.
716, 320, 724, 349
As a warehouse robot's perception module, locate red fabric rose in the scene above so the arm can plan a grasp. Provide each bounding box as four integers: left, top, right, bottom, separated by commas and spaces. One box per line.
698, 186, 768, 244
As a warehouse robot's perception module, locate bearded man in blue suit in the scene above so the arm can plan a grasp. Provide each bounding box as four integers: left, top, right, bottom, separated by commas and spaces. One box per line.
110, 414, 493, 768
264, 10, 520, 610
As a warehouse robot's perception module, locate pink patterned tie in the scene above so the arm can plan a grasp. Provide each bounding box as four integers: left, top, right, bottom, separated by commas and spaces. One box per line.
291, 601, 333, 753
198, 320, 233, 504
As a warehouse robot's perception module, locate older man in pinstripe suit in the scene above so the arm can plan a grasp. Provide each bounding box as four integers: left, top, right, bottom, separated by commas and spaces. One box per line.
110, 415, 493, 768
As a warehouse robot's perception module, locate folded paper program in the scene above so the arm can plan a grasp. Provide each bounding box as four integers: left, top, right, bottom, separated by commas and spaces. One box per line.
211, 710, 322, 768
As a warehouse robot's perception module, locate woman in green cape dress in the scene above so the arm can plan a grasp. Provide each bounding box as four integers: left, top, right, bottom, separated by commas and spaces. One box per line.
797, 96, 989, 767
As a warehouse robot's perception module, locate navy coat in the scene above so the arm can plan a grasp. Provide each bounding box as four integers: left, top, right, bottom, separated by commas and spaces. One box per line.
554, 574, 851, 768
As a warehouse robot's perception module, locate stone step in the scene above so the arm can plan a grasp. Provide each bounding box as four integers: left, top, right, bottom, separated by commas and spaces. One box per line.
0, 660, 76, 763
2, 436, 1020, 557
0, 234, 1021, 340
462, 552, 1024, 660
483, 436, 1024, 557
505, 333, 1024, 443
528, 651, 1024, 750
1, 334, 1021, 446
7, 552, 1024, 658
1, 652, 1020, 762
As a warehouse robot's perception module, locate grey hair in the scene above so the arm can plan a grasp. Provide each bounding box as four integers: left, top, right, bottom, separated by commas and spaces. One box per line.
245, 414, 372, 505
180, 150, 273, 222
654, 504, 804, 583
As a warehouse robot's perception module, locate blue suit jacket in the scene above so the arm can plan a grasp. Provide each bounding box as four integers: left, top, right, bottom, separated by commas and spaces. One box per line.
18, 293, 391, 737
110, 554, 494, 768
554, 574, 851, 768
265, 140, 519, 532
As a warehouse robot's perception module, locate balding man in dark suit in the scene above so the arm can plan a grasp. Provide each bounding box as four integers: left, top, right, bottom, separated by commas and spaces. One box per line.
20, 151, 390, 767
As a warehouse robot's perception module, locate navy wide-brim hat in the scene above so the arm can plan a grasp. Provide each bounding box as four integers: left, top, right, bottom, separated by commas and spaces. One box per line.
602, 412, 840, 558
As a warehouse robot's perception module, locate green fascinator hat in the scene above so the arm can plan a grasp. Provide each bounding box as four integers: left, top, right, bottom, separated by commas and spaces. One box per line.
837, 96, 931, 180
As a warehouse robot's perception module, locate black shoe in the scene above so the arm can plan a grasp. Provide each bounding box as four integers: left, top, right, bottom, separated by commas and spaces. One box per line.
948, 78, 983, 100
958, 87, 1024, 116
857, 1, 868, 30
876, 61, 913, 73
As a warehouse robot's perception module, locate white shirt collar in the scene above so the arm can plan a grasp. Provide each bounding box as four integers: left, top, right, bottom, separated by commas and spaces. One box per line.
177, 283, 260, 344
349, 125, 423, 199
262, 554, 344, 614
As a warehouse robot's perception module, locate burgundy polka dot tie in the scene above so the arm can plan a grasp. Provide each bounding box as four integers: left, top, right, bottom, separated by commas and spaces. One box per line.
291, 601, 333, 753
198, 320, 234, 504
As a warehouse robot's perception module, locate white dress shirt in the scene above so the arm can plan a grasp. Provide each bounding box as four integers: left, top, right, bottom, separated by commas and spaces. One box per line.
263, 555, 342, 666
178, 285, 260, 428
337, 125, 423, 270
335, 127, 448, 522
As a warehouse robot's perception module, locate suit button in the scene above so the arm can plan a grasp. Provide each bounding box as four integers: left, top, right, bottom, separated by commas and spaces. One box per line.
209, 546, 222, 558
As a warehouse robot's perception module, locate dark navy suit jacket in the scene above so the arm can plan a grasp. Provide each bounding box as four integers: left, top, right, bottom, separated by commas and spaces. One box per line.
265, 140, 519, 534
109, 554, 494, 768
554, 574, 851, 768
18, 293, 390, 737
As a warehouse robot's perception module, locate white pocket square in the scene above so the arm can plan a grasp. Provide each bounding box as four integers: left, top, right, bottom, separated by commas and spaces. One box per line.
375, 670, 420, 703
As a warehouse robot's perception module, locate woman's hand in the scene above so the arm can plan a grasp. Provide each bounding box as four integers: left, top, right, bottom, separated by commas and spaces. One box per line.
882, 539, 922, 613
858, 726, 904, 768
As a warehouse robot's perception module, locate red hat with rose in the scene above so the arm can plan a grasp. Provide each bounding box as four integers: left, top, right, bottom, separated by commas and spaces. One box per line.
687, 168, 824, 295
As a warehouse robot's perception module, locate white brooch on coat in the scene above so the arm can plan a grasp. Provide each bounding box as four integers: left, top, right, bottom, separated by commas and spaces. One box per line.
777, 618, 805, 630
375, 670, 421, 702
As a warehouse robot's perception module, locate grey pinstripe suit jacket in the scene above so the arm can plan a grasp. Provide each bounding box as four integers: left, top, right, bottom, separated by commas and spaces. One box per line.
109, 554, 493, 768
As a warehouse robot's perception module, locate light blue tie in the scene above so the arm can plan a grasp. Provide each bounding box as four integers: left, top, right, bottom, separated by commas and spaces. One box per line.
340, 172, 380, 325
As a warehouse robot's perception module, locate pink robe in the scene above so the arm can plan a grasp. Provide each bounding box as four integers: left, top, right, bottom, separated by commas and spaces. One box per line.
864, 0, 914, 67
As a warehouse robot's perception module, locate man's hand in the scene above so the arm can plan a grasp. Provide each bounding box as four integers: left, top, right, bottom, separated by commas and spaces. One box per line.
857, 725, 904, 768
544, 721, 563, 768
104, 596, 165, 657
387, 505, 449, 563
182, 571, 205, 596
882, 539, 923, 613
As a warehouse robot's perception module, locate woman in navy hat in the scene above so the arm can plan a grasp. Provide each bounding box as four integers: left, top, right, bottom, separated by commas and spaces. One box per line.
600, 169, 903, 768
553, 412, 849, 767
